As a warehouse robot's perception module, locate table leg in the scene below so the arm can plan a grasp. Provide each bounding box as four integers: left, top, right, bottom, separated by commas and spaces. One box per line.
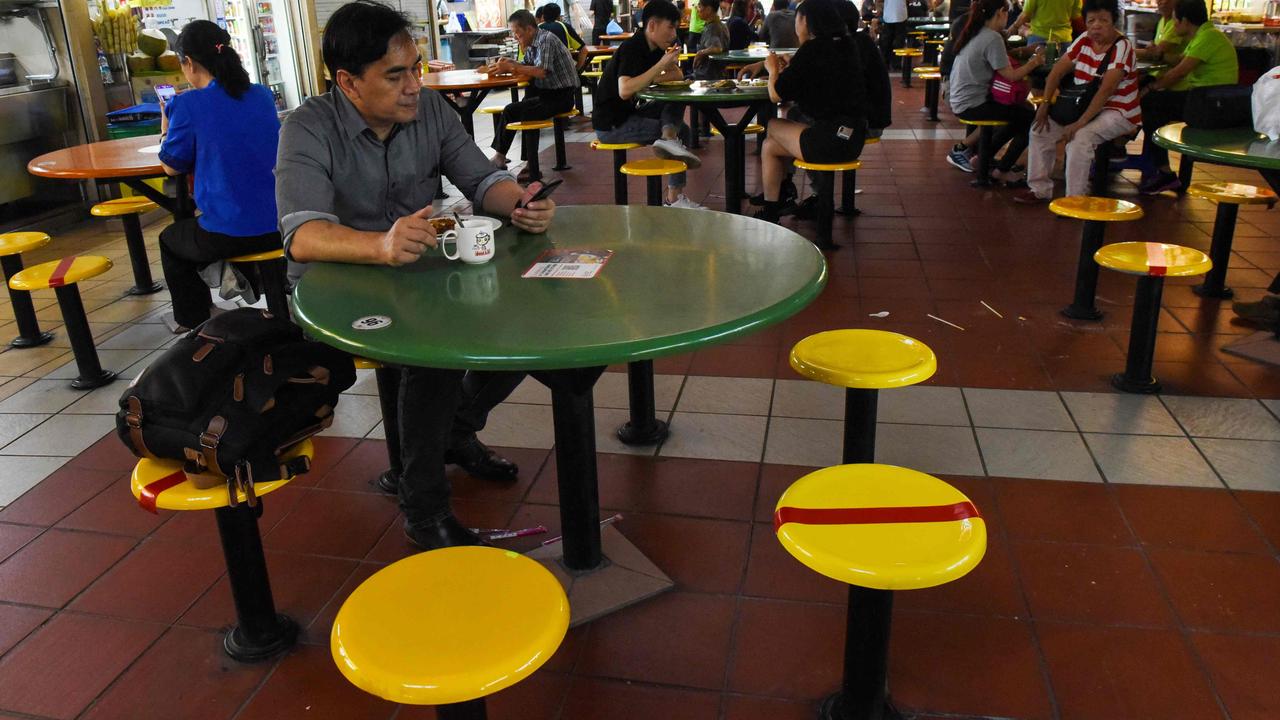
703, 105, 760, 215
1193, 202, 1237, 299
121, 177, 187, 220
541, 366, 607, 571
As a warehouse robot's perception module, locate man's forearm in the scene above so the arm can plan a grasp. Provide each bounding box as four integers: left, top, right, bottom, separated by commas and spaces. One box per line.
290, 220, 385, 264
481, 179, 526, 218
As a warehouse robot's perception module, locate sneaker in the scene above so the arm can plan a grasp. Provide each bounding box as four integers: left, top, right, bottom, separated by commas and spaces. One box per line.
946, 147, 974, 173
1232, 295, 1280, 326
652, 138, 702, 169
1012, 189, 1050, 204
666, 194, 703, 209
1139, 171, 1181, 195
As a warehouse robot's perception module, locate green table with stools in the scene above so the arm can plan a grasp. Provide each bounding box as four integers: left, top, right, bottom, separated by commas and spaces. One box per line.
292, 205, 827, 623
638, 81, 773, 215
1152, 122, 1280, 198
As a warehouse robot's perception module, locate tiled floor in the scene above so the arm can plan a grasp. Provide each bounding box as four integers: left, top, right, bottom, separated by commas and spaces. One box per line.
0, 80, 1278, 719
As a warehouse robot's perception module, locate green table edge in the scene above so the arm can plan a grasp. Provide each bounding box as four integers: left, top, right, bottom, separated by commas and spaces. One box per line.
637, 85, 772, 104
1153, 122, 1280, 172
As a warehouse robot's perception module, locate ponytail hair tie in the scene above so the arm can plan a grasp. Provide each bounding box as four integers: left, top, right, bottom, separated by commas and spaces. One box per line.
215, 43, 225, 53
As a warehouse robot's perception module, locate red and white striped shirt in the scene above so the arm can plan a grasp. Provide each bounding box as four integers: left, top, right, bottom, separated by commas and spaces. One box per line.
1064, 33, 1142, 126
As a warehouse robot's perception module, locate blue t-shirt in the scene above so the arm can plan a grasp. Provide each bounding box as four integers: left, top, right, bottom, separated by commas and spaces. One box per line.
159, 81, 280, 237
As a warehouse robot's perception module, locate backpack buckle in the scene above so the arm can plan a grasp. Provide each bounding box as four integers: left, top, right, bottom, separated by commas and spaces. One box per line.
229, 462, 257, 509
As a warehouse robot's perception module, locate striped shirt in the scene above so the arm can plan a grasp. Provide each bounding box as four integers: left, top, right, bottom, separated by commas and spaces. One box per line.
1063, 33, 1141, 126
524, 29, 579, 90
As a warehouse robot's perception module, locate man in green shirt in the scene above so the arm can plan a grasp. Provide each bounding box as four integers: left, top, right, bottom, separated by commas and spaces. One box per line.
1014, 0, 1080, 46
1137, 0, 1238, 193
1137, 0, 1185, 74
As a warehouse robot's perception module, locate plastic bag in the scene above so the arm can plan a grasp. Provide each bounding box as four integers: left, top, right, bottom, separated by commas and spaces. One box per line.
1254, 70, 1280, 141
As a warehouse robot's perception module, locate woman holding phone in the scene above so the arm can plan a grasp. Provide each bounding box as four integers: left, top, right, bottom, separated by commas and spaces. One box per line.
157, 20, 282, 331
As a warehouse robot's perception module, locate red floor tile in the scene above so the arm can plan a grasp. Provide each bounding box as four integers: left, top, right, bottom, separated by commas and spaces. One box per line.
180, 551, 357, 636
70, 537, 225, 623
1148, 548, 1280, 634
1190, 632, 1280, 720
559, 677, 720, 720
314, 439, 397, 493
721, 695, 816, 720
67, 434, 143, 473
896, 531, 1027, 618
742, 522, 846, 604
616, 512, 750, 594
0, 529, 135, 608
263, 490, 399, 559
0, 603, 52, 656
0, 523, 40, 563
148, 484, 308, 549
1037, 622, 1225, 720
449, 446, 552, 504
755, 464, 812, 523
729, 597, 843, 700
577, 591, 735, 691
0, 612, 165, 719
55, 481, 172, 538
1013, 541, 1175, 627
1112, 485, 1271, 554
398, 672, 573, 720
79, 626, 271, 720
994, 479, 1134, 546
363, 498, 517, 565
234, 644, 396, 720
688, 344, 783, 379
0, 467, 123, 527
1233, 491, 1280, 550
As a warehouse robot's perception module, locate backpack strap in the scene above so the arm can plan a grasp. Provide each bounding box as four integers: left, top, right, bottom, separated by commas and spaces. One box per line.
199, 415, 228, 476
121, 395, 155, 458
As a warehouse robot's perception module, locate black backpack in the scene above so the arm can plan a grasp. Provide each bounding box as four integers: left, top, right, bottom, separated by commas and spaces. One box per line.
117, 309, 357, 506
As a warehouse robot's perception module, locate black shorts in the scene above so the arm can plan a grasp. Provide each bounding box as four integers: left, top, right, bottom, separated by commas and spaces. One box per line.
799, 122, 867, 164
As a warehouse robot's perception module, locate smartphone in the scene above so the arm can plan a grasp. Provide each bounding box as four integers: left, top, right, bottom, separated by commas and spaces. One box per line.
155, 84, 176, 104
516, 178, 563, 209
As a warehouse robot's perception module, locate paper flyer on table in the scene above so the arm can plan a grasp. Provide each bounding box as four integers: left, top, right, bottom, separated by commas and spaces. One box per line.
522, 249, 615, 279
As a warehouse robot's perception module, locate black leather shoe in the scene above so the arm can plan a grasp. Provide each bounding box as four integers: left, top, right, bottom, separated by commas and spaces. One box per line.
375, 469, 399, 495
403, 514, 488, 550
445, 435, 519, 482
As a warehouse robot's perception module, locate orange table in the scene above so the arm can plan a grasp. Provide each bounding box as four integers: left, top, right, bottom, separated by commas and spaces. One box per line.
27, 135, 193, 220
583, 45, 615, 57
422, 69, 521, 137
600, 33, 633, 45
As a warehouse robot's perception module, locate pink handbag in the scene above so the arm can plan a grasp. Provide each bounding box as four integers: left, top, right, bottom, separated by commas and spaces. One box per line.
991, 57, 1030, 106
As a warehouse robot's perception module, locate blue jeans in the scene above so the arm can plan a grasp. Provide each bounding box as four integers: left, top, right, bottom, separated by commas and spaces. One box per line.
596, 102, 689, 188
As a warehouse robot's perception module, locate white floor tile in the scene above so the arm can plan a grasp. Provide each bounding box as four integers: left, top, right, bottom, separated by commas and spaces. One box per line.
976, 428, 1102, 482
1194, 438, 1280, 492
1061, 392, 1183, 436
593, 371, 682, 412
98, 322, 179, 350
0, 379, 86, 414
0, 413, 51, 449
477, 402, 555, 449
875, 423, 985, 476
658, 412, 767, 463
964, 389, 1076, 431
0, 455, 71, 506
0, 377, 37, 404
1263, 400, 1280, 422
347, 368, 380, 396
317, 394, 384, 439
1160, 396, 1280, 441
594, 407, 663, 457
877, 385, 970, 426
0, 414, 115, 457
676, 376, 774, 416
41, 349, 152, 381
1083, 433, 1222, 487
763, 416, 843, 467
505, 375, 552, 405
0, 346, 71, 376
44, 323, 122, 349
771, 379, 844, 420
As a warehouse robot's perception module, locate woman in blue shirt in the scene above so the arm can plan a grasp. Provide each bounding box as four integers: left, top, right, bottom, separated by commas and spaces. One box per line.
158, 20, 281, 331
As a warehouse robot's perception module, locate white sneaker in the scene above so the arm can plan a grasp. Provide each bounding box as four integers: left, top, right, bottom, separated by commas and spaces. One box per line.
665, 194, 703, 209
651, 138, 702, 169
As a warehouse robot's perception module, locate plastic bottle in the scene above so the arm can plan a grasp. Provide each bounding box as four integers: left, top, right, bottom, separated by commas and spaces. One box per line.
97, 40, 113, 85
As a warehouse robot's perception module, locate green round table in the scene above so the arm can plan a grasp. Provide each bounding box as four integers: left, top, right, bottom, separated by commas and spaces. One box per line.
292, 205, 826, 586
639, 81, 773, 214
714, 47, 797, 63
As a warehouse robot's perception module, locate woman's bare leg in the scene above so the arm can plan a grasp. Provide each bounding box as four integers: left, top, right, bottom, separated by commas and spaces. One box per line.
761, 119, 807, 201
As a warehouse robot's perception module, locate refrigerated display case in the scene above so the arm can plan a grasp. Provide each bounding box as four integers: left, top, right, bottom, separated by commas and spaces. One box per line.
221, 0, 300, 109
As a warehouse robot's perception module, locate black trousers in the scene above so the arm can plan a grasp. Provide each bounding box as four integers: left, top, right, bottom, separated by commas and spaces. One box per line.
158, 218, 282, 329
957, 101, 1035, 172
398, 368, 524, 526
592, 24, 609, 44
879, 21, 907, 68
492, 86, 577, 156
1140, 89, 1189, 171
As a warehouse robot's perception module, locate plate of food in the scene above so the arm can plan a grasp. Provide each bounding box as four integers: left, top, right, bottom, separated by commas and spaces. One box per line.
704, 79, 740, 92
657, 79, 694, 88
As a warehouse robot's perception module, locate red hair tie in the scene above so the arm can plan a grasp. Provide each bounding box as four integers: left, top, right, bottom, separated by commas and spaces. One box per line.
215, 43, 225, 53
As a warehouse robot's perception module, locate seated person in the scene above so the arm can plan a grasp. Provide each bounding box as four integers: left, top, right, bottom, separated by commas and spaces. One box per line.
157, 20, 282, 332
489, 10, 581, 173
947, 0, 1045, 184
1018, 0, 1140, 202
539, 3, 590, 67
593, 0, 703, 208
1012, 0, 1080, 47
691, 0, 730, 79
276, 1, 554, 549
726, 0, 759, 48
753, 0, 873, 221
1137, 0, 1237, 194
760, 0, 798, 48
1136, 0, 1185, 71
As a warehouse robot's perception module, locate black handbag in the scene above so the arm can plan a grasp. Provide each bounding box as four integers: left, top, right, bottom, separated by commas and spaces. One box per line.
1184, 85, 1254, 130
1048, 42, 1117, 127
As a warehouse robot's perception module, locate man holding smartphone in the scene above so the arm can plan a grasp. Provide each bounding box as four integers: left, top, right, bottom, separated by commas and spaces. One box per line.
276, 1, 554, 550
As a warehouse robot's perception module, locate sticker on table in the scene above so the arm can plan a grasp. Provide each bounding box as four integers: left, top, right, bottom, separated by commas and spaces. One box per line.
352, 315, 393, 330
522, 249, 614, 279
137, 144, 162, 154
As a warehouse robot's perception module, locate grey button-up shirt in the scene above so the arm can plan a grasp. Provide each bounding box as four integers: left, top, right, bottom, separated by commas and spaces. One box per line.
275, 87, 513, 267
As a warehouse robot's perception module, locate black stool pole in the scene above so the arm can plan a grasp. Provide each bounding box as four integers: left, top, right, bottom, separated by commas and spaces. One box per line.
972, 127, 994, 187
925, 78, 940, 122
549, 368, 605, 571
55, 285, 115, 390
215, 502, 298, 662
1090, 142, 1112, 197
843, 388, 878, 465
122, 214, 163, 295
838, 169, 860, 216
613, 149, 629, 205
900, 57, 912, 87
552, 116, 572, 171
258, 258, 290, 318
646, 176, 663, 207
822, 585, 898, 720
617, 359, 669, 445
1, 254, 53, 348
522, 129, 543, 182
439, 700, 488, 720
815, 171, 837, 250
374, 366, 403, 494
1062, 220, 1106, 320
1194, 202, 1237, 298
1112, 275, 1165, 394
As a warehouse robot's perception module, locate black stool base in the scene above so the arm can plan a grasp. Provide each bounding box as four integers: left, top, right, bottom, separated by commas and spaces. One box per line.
616, 418, 669, 446
820, 692, 904, 720
1111, 371, 1161, 395
223, 613, 298, 663
126, 280, 165, 296
376, 468, 399, 495
10, 331, 54, 349
1192, 283, 1233, 300
1060, 304, 1103, 321
71, 369, 117, 391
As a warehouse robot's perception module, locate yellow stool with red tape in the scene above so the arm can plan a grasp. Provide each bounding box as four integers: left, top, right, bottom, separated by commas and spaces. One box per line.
1053, 196, 1144, 322
775, 463, 986, 720
0, 231, 56, 349
8, 255, 116, 389
91, 196, 164, 296
128, 438, 314, 661
1096, 242, 1211, 394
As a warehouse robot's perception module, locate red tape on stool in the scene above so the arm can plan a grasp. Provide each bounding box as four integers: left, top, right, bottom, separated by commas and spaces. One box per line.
48, 256, 77, 288
773, 501, 980, 533
138, 470, 186, 514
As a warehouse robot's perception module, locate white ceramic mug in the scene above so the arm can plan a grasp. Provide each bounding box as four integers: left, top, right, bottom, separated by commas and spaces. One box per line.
440, 217, 500, 265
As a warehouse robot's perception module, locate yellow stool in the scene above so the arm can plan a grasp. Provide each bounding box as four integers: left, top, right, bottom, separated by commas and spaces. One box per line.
9, 255, 115, 389
710, 123, 765, 137
0, 231, 55, 348
791, 329, 936, 463
552, 108, 581, 171
1052, 196, 1145, 321
128, 439, 314, 661
91, 196, 164, 296
331, 546, 569, 719
592, 140, 644, 205
958, 117, 1009, 188
506, 119, 555, 182
924, 37, 946, 63
622, 158, 688, 208
479, 106, 505, 136
228, 247, 289, 319
914, 66, 943, 121
352, 357, 403, 495
794, 158, 864, 250
1185, 182, 1277, 299
893, 47, 924, 86
1096, 242, 1211, 393
775, 463, 985, 719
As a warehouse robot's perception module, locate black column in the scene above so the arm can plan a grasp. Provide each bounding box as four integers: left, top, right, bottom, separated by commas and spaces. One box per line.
1, 254, 53, 348
1061, 220, 1106, 320
545, 367, 607, 571
1112, 275, 1165, 394
843, 388, 879, 465
214, 502, 298, 662
821, 585, 900, 720
374, 366, 404, 494
54, 285, 115, 390
121, 213, 163, 295
1193, 202, 1237, 298
616, 360, 669, 445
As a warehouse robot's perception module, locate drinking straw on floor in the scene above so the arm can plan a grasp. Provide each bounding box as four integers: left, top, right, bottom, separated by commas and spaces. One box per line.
540, 513, 624, 546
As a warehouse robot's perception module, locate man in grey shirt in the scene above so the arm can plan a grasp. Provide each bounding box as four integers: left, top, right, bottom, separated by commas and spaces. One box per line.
276, 0, 556, 550
760, 0, 798, 48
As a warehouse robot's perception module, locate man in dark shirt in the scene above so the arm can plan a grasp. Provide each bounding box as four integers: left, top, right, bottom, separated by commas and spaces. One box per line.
593, 0, 704, 207
760, 0, 798, 47
591, 0, 615, 43
276, 1, 556, 550
491, 10, 581, 171
726, 0, 758, 48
